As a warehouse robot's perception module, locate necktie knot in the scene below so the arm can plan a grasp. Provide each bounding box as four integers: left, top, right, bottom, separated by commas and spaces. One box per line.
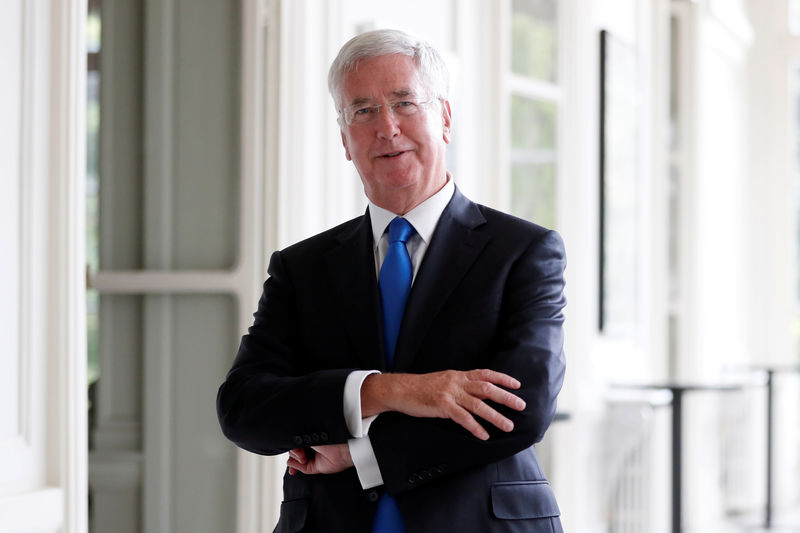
388, 217, 415, 244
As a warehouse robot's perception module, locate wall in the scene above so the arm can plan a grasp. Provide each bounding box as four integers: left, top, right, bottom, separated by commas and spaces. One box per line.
0, 0, 87, 531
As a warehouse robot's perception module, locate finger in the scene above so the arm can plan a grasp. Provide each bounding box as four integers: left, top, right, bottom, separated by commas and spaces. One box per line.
288, 457, 315, 475
288, 449, 307, 464
310, 445, 331, 461
287, 458, 302, 472
470, 369, 521, 389
288, 466, 297, 475
466, 381, 526, 411
448, 404, 490, 440
461, 395, 514, 432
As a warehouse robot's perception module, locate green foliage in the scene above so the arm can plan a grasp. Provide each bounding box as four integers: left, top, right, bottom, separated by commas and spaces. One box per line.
87, 291, 100, 387
511, 163, 556, 229
511, 95, 556, 150
511, 2, 557, 82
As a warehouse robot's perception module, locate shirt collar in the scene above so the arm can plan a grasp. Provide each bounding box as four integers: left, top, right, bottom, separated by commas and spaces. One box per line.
368, 174, 455, 245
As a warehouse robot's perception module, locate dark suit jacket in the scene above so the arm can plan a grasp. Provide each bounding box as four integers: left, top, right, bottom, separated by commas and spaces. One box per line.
217, 187, 567, 532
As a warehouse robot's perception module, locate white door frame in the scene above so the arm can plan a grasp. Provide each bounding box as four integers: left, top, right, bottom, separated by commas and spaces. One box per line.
0, 0, 89, 531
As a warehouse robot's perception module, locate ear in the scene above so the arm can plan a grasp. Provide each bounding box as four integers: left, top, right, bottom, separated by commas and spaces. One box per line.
340, 130, 352, 161
441, 100, 452, 144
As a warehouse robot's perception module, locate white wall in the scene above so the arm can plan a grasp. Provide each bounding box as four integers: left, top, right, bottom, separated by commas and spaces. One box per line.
0, 1, 87, 532
747, 0, 800, 511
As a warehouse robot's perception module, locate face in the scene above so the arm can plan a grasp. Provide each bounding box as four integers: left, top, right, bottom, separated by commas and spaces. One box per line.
338, 54, 452, 212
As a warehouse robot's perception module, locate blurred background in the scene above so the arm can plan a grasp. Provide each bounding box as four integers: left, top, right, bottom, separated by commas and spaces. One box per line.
2, 0, 800, 532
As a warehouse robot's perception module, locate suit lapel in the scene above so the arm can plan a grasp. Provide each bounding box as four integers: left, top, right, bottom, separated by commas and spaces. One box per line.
392, 188, 489, 371
324, 211, 386, 371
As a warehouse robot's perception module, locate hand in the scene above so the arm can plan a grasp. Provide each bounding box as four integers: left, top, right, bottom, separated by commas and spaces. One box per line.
286, 444, 354, 475
361, 369, 526, 440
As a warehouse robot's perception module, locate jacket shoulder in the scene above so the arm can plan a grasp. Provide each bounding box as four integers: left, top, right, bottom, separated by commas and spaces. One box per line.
473, 203, 563, 249
278, 214, 367, 261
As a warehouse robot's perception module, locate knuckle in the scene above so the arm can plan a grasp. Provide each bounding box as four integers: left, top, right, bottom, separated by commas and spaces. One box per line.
454, 409, 470, 423
464, 397, 481, 412
477, 382, 493, 396
505, 391, 521, 405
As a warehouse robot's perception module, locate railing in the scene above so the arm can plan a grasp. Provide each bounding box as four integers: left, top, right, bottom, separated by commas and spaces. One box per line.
605, 394, 670, 533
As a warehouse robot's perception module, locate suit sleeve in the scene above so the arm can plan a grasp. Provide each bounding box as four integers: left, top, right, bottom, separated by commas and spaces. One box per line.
369, 229, 567, 495
216, 250, 355, 455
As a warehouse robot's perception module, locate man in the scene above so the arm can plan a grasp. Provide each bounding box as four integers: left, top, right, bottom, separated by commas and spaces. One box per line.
217, 29, 566, 533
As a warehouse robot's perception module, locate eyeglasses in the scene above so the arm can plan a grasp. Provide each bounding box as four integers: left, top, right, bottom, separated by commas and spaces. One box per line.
339, 99, 435, 126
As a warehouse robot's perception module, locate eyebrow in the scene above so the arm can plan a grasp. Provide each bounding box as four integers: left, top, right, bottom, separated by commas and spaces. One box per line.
347, 89, 418, 107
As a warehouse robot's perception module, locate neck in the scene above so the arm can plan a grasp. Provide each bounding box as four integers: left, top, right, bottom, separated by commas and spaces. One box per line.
369, 173, 449, 215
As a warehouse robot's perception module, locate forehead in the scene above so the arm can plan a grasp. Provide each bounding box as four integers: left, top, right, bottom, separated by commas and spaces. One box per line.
341, 54, 426, 105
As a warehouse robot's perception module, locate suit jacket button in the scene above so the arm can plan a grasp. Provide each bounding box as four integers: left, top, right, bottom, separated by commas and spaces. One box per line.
423, 470, 433, 479
367, 490, 379, 502
320, 432, 328, 441
293, 436, 303, 446
303, 434, 311, 444
407, 476, 416, 485
311, 433, 320, 443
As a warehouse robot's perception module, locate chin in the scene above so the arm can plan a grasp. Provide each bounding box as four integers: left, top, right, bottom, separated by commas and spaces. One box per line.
385, 167, 426, 186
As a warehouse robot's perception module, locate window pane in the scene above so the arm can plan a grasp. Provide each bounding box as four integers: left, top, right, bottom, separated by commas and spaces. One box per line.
171, 294, 238, 531
511, 95, 557, 151
87, 1, 101, 390
668, 164, 680, 301
790, 0, 800, 34
794, 67, 800, 350
88, 293, 238, 531
96, 0, 240, 271
511, 0, 558, 82
669, 16, 680, 151
511, 163, 556, 228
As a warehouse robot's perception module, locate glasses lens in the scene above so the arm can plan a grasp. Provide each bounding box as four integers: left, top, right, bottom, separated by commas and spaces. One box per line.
349, 106, 374, 125
344, 100, 430, 125
393, 101, 419, 117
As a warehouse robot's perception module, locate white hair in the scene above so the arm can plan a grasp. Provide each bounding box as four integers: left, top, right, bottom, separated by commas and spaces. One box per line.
328, 29, 450, 112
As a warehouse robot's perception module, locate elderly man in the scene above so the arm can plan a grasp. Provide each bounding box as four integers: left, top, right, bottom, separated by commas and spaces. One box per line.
217, 29, 566, 533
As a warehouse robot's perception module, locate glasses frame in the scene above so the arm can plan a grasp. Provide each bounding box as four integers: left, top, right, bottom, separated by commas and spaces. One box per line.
339, 98, 438, 126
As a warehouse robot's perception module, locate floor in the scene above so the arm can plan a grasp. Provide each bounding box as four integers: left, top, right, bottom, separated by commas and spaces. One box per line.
723, 507, 800, 532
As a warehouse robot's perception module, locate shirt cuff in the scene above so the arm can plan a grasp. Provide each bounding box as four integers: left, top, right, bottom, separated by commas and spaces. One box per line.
344, 370, 380, 438
348, 437, 384, 489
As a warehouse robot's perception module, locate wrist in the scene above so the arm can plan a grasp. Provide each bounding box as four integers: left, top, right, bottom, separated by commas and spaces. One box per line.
361, 373, 397, 417
343, 443, 355, 468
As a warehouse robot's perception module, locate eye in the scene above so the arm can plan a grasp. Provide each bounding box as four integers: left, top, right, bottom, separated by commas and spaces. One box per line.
395, 101, 414, 108
353, 106, 373, 116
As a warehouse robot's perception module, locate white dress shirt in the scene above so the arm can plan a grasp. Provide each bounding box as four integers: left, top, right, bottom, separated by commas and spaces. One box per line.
343, 175, 455, 489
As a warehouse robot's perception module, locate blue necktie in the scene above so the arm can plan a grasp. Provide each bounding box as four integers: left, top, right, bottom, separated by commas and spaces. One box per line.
378, 217, 415, 368
373, 217, 414, 533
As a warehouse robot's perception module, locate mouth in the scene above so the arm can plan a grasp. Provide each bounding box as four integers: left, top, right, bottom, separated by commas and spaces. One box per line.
379, 150, 408, 158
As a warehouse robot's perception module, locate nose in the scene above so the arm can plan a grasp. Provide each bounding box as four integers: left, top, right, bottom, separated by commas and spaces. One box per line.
375, 106, 401, 140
